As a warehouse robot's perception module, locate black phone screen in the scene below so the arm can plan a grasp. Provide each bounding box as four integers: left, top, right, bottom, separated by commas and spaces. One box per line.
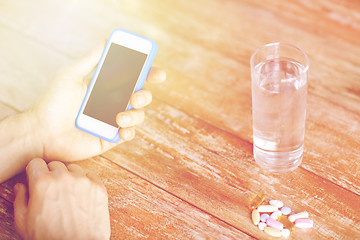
84, 43, 148, 127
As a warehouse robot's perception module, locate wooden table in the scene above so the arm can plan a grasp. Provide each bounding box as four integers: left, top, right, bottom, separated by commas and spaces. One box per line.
0, 0, 359, 239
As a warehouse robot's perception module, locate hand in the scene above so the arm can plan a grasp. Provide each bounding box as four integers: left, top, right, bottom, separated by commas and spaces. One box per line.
30, 42, 166, 162
14, 158, 110, 240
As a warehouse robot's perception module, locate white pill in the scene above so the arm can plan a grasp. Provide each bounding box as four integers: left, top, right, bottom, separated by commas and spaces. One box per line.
258, 222, 267, 231
260, 213, 270, 222
257, 205, 278, 212
289, 211, 309, 222
252, 209, 260, 225
281, 229, 290, 237
281, 206, 291, 215
270, 200, 284, 208
264, 227, 282, 237
295, 218, 313, 229
270, 210, 283, 220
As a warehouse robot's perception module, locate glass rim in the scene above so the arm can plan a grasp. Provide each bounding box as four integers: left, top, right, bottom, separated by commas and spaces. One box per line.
250, 42, 310, 73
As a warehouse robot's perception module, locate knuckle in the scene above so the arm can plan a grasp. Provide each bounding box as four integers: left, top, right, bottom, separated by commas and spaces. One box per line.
33, 174, 53, 191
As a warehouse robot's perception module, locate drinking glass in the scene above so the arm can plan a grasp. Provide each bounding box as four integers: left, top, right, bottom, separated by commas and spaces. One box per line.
250, 43, 309, 172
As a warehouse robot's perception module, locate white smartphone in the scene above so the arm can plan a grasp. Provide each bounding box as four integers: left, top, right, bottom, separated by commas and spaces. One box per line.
76, 29, 158, 143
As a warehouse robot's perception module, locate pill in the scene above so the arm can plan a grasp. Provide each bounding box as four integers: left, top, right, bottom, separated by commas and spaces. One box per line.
252, 209, 260, 225
270, 210, 282, 220
281, 206, 291, 215
258, 222, 267, 231
249, 194, 265, 209
281, 228, 290, 237
264, 227, 282, 237
277, 215, 295, 231
295, 218, 313, 228
266, 218, 284, 231
289, 211, 309, 222
257, 205, 278, 212
270, 200, 284, 208
260, 213, 270, 222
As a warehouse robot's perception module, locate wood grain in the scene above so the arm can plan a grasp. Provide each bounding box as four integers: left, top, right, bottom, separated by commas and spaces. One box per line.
0, 198, 20, 240
0, 0, 359, 239
78, 157, 254, 239
103, 99, 360, 239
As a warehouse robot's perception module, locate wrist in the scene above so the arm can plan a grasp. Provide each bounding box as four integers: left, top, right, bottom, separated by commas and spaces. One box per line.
22, 109, 45, 159
0, 110, 43, 183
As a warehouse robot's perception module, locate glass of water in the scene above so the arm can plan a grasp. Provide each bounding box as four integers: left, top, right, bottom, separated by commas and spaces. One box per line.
250, 43, 309, 172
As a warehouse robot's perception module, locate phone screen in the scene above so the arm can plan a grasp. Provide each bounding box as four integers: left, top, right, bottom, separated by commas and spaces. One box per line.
84, 43, 148, 127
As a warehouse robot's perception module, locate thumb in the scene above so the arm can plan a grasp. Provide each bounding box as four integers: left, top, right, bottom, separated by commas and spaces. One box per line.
13, 183, 28, 238
65, 40, 107, 80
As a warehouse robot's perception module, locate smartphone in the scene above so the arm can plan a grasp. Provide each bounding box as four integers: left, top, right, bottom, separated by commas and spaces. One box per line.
76, 29, 158, 143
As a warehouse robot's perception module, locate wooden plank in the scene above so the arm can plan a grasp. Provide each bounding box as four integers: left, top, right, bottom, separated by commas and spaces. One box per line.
0, 0, 162, 57
80, 157, 254, 239
0, 173, 26, 205
123, 0, 360, 196
102, 99, 360, 239
0, 27, 69, 111
303, 94, 360, 194
0, 156, 254, 239
0, 197, 20, 240
0, 103, 253, 238
0, 0, 359, 239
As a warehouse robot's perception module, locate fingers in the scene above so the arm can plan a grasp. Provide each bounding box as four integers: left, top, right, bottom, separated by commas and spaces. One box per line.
86, 172, 104, 186
113, 67, 165, 142
130, 89, 152, 109
64, 40, 106, 79
48, 161, 68, 174
67, 164, 86, 177
48, 162, 102, 185
146, 67, 167, 84
119, 127, 136, 141
26, 158, 49, 184
13, 183, 28, 239
27, 159, 95, 179
116, 109, 145, 128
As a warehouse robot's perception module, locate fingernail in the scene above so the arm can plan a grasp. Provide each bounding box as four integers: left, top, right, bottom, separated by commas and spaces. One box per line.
136, 95, 145, 106
125, 129, 135, 140
123, 131, 131, 140
121, 115, 131, 125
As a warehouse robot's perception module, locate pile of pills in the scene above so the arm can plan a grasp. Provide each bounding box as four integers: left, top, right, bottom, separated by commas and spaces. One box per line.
249, 194, 313, 237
